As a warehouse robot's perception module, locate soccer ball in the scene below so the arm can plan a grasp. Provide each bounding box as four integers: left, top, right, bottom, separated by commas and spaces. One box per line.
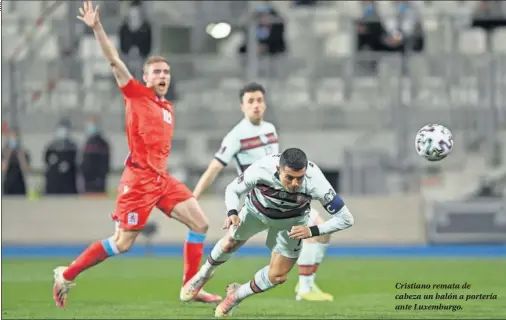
415, 124, 453, 161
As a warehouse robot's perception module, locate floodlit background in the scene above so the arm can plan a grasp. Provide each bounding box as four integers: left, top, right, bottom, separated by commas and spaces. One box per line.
1, 1, 505, 319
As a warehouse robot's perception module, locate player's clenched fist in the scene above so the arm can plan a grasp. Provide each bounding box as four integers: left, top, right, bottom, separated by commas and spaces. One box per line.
289, 225, 312, 240
77, 0, 100, 29
223, 215, 240, 230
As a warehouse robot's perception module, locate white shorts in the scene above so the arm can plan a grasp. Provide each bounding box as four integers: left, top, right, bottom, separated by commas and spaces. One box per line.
230, 205, 310, 259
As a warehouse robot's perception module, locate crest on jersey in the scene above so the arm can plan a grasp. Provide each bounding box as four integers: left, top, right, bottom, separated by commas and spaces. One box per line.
127, 212, 138, 225
324, 188, 336, 203
259, 135, 269, 144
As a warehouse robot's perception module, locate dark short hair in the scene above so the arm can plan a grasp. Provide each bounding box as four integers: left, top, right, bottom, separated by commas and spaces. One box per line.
279, 148, 308, 171
239, 82, 265, 102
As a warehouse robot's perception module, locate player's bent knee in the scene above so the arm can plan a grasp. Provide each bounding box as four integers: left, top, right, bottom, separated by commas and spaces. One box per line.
222, 237, 243, 253
191, 221, 209, 235
171, 198, 210, 234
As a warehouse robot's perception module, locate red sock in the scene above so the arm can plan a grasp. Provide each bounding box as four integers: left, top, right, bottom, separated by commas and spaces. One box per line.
298, 265, 315, 276
63, 241, 112, 281
183, 242, 204, 285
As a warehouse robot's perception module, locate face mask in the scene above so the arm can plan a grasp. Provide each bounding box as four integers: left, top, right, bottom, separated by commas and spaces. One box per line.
364, 5, 375, 15
255, 4, 271, 13
397, 3, 409, 13
86, 123, 97, 135
9, 137, 18, 149
56, 127, 69, 139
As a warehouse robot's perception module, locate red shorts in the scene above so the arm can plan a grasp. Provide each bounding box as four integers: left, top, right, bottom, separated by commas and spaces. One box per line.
112, 167, 193, 230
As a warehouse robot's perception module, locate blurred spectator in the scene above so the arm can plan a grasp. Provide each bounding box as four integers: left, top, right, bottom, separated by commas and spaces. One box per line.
356, 1, 388, 73
382, 1, 425, 54
474, 181, 504, 198
43, 119, 78, 195
2, 128, 30, 196
119, 2, 152, 59
239, 1, 286, 57
80, 116, 110, 194
293, 0, 318, 7
119, 1, 152, 79
356, 1, 424, 74
2, 120, 9, 137
472, 1, 506, 35
357, 1, 385, 52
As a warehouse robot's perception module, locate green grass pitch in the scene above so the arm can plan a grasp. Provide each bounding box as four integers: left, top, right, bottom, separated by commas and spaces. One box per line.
2, 257, 505, 319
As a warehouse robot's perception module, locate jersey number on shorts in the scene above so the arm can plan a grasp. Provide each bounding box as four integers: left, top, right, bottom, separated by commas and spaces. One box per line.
162, 109, 172, 124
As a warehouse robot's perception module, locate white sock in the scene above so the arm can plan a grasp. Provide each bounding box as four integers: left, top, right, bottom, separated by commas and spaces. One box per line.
236, 265, 275, 300
314, 242, 329, 282
299, 275, 314, 294
297, 242, 318, 293
200, 239, 232, 276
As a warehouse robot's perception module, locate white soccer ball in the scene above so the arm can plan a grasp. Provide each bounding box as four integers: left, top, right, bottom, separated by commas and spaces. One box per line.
415, 124, 454, 161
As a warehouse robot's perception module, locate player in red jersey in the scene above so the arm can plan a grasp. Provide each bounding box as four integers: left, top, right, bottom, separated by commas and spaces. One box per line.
52, 1, 221, 308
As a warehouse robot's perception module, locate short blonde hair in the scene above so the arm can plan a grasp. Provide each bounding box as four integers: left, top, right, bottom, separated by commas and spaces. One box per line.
143, 56, 169, 73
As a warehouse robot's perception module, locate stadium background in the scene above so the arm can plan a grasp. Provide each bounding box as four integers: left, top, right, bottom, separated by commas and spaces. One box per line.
1, 1, 506, 318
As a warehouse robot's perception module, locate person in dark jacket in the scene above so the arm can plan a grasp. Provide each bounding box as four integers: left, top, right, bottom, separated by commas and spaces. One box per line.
80, 116, 110, 194
44, 119, 78, 195
119, 2, 152, 59
472, 1, 506, 36
2, 128, 30, 196
239, 2, 287, 56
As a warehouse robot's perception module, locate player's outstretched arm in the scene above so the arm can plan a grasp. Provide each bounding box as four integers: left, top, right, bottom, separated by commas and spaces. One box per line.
289, 165, 355, 240
194, 132, 241, 199
193, 160, 225, 199
194, 138, 242, 199
77, 0, 132, 87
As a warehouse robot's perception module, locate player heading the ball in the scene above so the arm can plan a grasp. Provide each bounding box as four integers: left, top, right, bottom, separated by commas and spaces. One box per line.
181, 148, 355, 317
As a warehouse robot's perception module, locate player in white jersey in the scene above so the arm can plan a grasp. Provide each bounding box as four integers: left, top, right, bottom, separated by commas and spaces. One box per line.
193, 83, 335, 301
181, 148, 354, 317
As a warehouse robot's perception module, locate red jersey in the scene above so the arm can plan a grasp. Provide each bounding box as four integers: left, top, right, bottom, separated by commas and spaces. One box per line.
120, 79, 174, 175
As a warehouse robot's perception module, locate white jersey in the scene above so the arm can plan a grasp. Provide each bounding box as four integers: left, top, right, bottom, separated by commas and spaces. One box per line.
224, 154, 354, 235
225, 154, 337, 219
214, 119, 279, 174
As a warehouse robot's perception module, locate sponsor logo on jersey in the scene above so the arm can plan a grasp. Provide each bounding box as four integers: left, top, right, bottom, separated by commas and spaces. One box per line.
239, 132, 278, 151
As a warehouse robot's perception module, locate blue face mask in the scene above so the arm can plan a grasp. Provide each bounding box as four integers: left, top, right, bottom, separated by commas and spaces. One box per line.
86, 123, 97, 135
255, 4, 271, 13
364, 5, 375, 15
9, 137, 18, 149
397, 3, 409, 13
